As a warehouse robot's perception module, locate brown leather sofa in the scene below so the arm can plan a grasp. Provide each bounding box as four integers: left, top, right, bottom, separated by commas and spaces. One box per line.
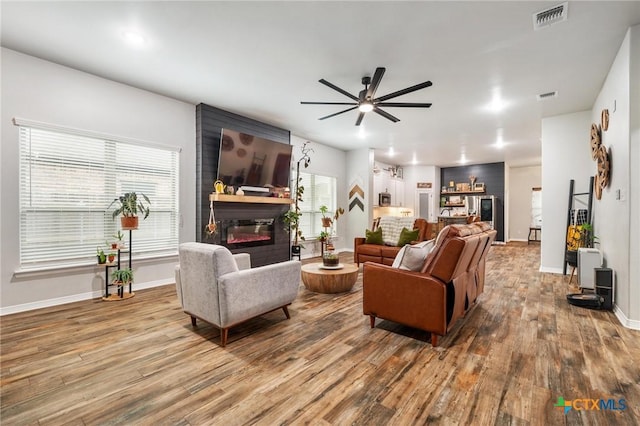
362, 222, 497, 346
354, 218, 432, 266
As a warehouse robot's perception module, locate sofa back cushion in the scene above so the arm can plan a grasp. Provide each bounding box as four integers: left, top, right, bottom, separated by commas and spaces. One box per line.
421, 224, 488, 282
378, 216, 415, 245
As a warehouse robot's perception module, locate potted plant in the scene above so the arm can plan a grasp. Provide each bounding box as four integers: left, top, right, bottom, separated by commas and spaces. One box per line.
319, 205, 333, 228
107, 252, 116, 263
108, 192, 151, 230
111, 268, 133, 285
96, 247, 107, 264
285, 141, 313, 255
112, 230, 125, 248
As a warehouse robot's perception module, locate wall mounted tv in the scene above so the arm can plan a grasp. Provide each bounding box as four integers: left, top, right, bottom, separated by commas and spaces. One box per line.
217, 129, 292, 192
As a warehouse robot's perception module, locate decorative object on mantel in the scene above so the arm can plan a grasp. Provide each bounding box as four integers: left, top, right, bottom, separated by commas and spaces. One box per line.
108, 192, 150, 230
214, 179, 226, 194
236, 188, 245, 196
469, 175, 477, 188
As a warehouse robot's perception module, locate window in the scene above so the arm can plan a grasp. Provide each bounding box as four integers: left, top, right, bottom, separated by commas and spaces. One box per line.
18, 124, 179, 270
298, 172, 337, 239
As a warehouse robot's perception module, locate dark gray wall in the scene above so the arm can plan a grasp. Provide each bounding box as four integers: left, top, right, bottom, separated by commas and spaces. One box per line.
196, 104, 291, 263
441, 162, 505, 241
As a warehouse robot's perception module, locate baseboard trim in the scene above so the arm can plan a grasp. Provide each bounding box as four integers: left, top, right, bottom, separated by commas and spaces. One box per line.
613, 305, 640, 330
539, 266, 564, 274
0, 279, 173, 316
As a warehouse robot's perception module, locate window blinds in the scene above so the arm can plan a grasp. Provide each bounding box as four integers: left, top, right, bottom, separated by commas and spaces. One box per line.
298, 172, 336, 238
18, 125, 179, 270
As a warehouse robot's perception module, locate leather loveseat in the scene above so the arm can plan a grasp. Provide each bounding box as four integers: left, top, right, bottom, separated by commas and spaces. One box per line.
354, 218, 432, 266
362, 222, 496, 346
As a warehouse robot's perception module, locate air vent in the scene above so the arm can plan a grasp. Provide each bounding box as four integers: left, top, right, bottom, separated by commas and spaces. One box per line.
533, 2, 568, 30
537, 91, 558, 101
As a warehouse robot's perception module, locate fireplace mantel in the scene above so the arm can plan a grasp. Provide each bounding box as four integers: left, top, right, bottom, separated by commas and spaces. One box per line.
210, 193, 293, 205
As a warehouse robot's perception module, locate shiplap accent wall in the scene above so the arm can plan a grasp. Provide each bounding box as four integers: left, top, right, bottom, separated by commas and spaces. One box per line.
195, 103, 291, 264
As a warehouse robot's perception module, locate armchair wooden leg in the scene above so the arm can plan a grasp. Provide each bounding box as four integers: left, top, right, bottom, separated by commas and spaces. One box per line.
190, 316, 197, 327
282, 306, 291, 319
369, 315, 376, 328
221, 328, 229, 347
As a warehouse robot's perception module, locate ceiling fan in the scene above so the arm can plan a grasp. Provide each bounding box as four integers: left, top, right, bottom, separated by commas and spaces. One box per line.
301, 67, 432, 126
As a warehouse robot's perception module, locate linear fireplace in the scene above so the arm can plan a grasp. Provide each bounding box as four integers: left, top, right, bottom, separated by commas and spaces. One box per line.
221, 219, 275, 249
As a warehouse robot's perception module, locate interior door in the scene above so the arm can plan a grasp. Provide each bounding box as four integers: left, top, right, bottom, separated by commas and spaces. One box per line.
415, 190, 433, 222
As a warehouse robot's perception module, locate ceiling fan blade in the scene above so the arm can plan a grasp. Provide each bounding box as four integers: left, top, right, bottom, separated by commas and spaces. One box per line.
376, 102, 432, 108
355, 112, 365, 126
318, 106, 358, 120
319, 79, 359, 101
374, 81, 433, 103
373, 107, 400, 123
366, 67, 386, 99
301, 101, 358, 105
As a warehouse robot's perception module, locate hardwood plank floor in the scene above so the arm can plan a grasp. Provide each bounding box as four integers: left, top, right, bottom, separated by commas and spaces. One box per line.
2, 243, 639, 425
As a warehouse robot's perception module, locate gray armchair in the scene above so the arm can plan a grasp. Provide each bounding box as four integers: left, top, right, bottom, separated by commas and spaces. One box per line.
175, 242, 301, 346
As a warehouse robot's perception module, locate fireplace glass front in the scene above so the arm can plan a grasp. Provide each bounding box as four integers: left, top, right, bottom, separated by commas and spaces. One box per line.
221, 218, 275, 249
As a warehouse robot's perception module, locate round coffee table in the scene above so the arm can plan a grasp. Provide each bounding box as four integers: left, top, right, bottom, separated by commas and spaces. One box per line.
301, 263, 359, 294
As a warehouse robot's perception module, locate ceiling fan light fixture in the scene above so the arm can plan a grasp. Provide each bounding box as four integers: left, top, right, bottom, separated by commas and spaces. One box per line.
359, 102, 374, 113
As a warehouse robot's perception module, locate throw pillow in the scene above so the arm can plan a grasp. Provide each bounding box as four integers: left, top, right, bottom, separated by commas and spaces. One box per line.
391, 245, 408, 268
397, 227, 419, 246
392, 240, 435, 271
365, 227, 383, 245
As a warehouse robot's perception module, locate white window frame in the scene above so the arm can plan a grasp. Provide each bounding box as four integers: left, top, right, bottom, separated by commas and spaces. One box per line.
298, 172, 337, 239
16, 119, 180, 271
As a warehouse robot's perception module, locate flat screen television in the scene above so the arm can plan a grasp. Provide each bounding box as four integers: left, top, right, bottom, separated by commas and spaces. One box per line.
217, 129, 292, 192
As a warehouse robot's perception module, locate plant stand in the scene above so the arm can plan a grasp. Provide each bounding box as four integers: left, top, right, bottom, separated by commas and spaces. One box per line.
102, 229, 135, 301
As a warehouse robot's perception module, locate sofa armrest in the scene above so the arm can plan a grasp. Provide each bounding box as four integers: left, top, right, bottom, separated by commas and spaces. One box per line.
362, 262, 448, 335
218, 260, 301, 326
232, 253, 251, 271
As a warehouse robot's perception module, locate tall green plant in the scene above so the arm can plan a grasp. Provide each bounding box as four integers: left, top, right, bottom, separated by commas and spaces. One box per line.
285, 141, 313, 246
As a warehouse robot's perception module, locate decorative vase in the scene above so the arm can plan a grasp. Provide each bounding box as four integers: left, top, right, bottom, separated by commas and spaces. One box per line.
323, 248, 339, 267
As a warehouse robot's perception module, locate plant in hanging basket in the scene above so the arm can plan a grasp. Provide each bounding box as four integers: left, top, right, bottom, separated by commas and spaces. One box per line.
108, 192, 150, 230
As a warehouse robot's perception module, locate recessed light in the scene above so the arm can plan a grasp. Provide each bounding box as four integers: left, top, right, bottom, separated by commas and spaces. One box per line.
122, 31, 146, 47
387, 147, 395, 157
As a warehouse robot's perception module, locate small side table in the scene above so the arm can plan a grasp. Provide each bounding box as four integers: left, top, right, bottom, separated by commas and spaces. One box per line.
528, 227, 541, 244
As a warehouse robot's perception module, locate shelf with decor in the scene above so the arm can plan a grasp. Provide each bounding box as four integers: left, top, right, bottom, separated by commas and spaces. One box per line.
441, 190, 485, 195
210, 193, 293, 205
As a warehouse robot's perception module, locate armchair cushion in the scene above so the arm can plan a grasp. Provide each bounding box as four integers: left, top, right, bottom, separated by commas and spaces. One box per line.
365, 227, 383, 244
397, 227, 420, 246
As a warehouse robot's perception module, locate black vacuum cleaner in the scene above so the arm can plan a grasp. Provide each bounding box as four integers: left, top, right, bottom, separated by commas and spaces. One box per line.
567, 268, 613, 310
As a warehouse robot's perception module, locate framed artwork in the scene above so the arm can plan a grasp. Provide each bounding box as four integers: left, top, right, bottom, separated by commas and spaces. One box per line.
474, 182, 485, 191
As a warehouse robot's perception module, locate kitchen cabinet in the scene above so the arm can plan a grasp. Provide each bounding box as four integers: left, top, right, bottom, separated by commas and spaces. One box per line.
374, 174, 405, 206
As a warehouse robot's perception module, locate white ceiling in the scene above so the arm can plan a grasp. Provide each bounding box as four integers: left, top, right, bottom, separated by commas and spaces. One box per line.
2, 1, 639, 167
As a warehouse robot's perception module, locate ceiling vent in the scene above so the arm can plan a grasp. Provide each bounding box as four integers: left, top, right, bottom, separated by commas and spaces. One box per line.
533, 2, 568, 30
537, 91, 558, 101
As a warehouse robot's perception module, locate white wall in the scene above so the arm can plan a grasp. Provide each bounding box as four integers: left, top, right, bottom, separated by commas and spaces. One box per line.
630, 25, 640, 326
540, 111, 593, 274
402, 165, 440, 223
346, 148, 375, 250
508, 166, 542, 242
592, 26, 637, 326
290, 135, 348, 257
0, 49, 196, 313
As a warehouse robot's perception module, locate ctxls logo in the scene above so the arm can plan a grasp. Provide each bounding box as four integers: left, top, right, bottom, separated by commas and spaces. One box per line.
554, 396, 627, 414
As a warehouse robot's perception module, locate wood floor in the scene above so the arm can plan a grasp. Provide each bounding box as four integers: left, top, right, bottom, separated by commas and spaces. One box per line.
1, 243, 639, 425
